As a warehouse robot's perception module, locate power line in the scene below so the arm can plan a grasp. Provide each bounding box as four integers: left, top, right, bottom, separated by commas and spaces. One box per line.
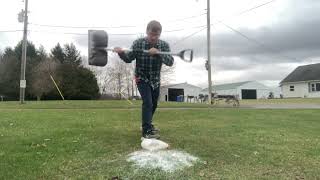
28, 12, 206, 30
211, 0, 277, 25
28, 23, 136, 29
18, 0, 276, 43
26, 25, 207, 34
230, 0, 276, 17
167, 13, 206, 23
164, 25, 207, 33
27, 1, 275, 31
0, 30, 23, 33
1, 0, 277, 49
217, 20, 299, 61
23, 24, 207, 36
28, 30, 87, 36
171, 0, 277, 47
172, 26, 207, 47
27, 0, 274, 31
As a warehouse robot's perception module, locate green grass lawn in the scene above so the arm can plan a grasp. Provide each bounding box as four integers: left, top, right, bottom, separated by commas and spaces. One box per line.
0, 100, 214, 110
0, 100, 319, 179
240, 98, 320, 105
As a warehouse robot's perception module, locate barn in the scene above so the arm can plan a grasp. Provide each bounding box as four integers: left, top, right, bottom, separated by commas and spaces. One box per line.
201, 81, 276, 100
159, 82, 202, 102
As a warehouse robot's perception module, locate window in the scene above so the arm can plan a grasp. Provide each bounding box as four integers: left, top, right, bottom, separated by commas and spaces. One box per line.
317, 83, 320, 91
290, 85, 294, 91
311, 84, 315, 91
309, 83, 320, 92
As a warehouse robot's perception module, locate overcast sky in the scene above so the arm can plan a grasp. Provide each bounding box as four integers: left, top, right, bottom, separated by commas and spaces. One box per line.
1, 0, 320, 88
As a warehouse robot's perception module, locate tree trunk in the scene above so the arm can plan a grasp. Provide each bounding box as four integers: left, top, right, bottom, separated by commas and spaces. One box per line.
118, 73, 121, 100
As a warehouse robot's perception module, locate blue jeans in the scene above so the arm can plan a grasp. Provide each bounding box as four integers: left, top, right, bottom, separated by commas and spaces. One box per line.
137, 80, 160, 134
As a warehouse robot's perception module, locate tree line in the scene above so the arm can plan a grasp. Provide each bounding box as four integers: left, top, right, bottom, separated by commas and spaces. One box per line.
0, 41, 175, 101
0, 41, 99, 101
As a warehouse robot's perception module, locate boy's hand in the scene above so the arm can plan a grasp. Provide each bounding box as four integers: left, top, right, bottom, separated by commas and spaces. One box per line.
148, 48, 159, 55
113, 47, 125, 54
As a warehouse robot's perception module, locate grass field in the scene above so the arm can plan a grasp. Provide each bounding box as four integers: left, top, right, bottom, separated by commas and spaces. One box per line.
240, 98, 320, 105
0, 100, 320, 179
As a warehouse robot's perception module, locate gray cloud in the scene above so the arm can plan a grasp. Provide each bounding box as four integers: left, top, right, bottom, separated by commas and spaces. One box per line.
168, 0, 320, 80
73, 0, 320, 85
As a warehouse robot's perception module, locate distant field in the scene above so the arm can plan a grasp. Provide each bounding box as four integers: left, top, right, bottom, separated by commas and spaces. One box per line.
0, 100, 319, 179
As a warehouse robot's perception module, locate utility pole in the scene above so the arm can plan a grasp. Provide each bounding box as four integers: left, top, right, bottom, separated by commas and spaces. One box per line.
207, 0, 213, 104
19, 0, 28, 104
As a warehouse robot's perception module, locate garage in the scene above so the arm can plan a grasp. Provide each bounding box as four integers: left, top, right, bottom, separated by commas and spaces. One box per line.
201, 81, 277, 100
168, 88, 184, 101
241, 89, 257, 99
160, 83, 202, 102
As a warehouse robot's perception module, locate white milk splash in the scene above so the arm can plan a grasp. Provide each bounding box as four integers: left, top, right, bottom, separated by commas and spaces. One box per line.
127, 150, 199, 172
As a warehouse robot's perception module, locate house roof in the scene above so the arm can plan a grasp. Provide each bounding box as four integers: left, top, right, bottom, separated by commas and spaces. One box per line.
202, 81, 251, 91
280, 63, 320, 84
161, 82, 201, 89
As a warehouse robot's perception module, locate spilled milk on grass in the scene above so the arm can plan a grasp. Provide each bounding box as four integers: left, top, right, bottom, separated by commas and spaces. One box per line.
127, 150, 199, 172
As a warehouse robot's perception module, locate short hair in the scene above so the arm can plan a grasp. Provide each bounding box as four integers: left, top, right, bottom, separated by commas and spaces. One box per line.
146, 20, 162, 33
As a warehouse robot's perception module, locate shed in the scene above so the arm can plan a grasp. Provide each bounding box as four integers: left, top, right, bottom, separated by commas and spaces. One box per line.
202, 81, 276, 100
160, 83, 202, 102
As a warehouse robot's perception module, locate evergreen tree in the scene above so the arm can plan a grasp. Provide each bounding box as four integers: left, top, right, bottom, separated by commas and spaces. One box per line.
1, 42, 100, 100
0, 48, 20, 100
50, 43, 65, 63
64, 43, 81, 66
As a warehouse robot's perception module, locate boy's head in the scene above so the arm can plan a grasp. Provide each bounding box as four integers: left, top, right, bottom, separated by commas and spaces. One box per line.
146, 20, 162, 45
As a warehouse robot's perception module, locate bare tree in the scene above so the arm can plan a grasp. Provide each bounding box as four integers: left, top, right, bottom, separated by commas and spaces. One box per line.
124, 62, 135, 98
94, 53, 135, 99
87, 48, 175, 99
161, 62, 176, 86
30, 58, 59, 100
100, 58, 174, 97
111, 58, 133, 99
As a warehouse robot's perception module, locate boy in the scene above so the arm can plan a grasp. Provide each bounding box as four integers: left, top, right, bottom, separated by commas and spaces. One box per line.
114, 20, 174, 139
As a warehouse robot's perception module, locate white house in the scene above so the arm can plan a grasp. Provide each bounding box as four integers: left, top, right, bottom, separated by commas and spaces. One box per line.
160, 82, 202, 102
201, 81, 278, 99
280, 63, 320, 98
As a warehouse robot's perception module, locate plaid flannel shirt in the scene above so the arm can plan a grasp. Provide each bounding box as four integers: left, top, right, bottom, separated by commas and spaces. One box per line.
118, 37, 174, 89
